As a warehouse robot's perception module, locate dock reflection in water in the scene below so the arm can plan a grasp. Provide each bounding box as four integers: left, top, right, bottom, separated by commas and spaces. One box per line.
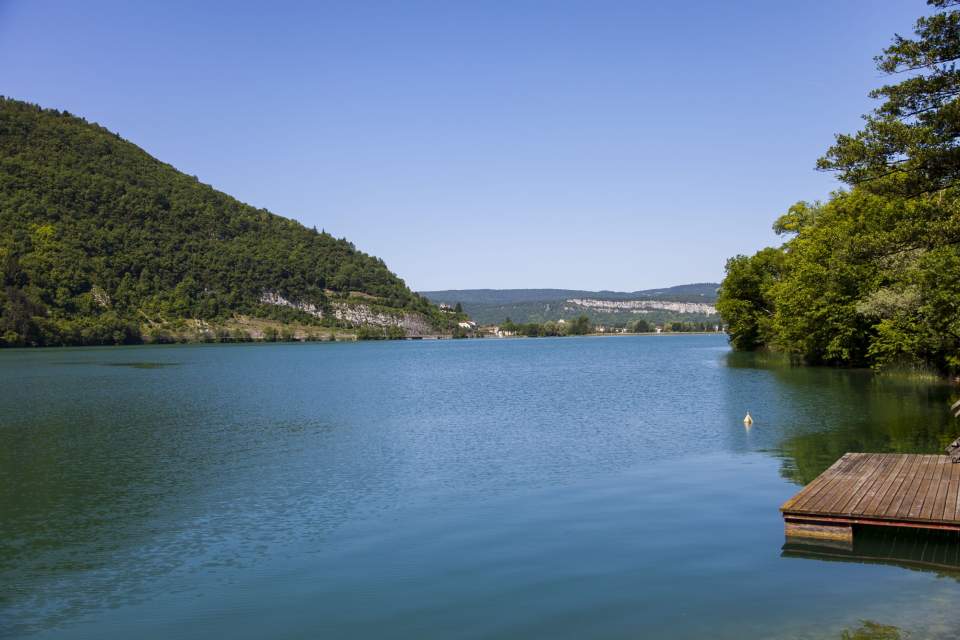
783, 526, 960, 577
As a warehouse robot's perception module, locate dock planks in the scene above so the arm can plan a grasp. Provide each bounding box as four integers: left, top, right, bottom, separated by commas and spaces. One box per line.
782, 453, 960, 539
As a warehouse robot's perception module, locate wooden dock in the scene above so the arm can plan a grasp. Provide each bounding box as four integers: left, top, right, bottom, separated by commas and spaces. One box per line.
781, 453, 960, 543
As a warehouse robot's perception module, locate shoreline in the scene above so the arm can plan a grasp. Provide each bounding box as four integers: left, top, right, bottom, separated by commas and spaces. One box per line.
0, 331, 729, 351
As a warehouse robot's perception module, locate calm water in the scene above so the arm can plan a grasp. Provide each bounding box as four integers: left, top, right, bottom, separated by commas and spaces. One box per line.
2, 335, 959, 639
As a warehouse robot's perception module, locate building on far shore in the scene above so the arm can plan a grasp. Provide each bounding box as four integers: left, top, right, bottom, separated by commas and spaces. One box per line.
483, 325, 515, 338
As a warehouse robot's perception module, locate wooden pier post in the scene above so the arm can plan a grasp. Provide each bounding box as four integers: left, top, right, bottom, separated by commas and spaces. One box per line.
784, 518, 853, 544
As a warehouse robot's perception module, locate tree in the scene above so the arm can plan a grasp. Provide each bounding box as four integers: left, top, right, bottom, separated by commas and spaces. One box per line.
568, 315, 592, 335
818, 0, 960, 197
454, 302, 463, 313
716, 247, 786, 351
521, 323, 542, 337
719, 184, 960, 373
767, 191, 888, 365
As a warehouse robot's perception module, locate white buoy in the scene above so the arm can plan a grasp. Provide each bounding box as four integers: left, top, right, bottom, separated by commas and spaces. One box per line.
743, 411, 753, 426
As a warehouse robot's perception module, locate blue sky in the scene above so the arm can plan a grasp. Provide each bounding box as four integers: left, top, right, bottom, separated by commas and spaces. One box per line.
0, 1, 924, 291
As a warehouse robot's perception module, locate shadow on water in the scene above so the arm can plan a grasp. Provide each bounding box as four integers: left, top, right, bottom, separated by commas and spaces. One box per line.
725, 351, 958, 485
783, 527, 960, 580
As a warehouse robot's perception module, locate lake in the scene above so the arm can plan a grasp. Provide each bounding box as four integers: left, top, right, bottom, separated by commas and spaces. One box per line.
2, 335, 959, 639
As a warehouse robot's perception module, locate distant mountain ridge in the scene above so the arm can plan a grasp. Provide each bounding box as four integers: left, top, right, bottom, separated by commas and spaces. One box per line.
421, 283, 720, 325
421, 283, 719, 305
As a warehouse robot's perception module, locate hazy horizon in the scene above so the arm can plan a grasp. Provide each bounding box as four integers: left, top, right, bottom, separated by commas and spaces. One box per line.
416, 282, 719, 293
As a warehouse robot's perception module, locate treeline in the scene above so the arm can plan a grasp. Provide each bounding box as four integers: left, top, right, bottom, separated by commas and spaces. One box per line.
717, 0, 960, 376
498, 316, 720, 337
0, 97, 441, 347
501, 315, 593, 337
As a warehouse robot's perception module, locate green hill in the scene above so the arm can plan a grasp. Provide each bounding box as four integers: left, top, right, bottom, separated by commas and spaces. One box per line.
0, 97, 446, 346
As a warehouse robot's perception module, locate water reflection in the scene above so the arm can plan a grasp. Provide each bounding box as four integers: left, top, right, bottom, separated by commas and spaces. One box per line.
783, 527, 960, 579
724, 351, 958, 484
0, 347, 400, 637
0, 393, 185, 634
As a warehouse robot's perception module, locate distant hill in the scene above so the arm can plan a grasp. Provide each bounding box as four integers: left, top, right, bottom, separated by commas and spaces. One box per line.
421, 284, 721, 325
422, 283, 718, 305
0, 98, 446, 346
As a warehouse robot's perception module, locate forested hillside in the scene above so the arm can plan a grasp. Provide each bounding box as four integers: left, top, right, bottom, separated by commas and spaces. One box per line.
0, 98, 443, 345
717, 0, 960, 375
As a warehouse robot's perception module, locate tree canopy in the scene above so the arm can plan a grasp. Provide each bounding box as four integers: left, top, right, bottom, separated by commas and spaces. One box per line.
819, 0, 960, 197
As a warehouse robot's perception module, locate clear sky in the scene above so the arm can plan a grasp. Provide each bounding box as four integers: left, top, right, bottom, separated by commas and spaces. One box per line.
0, 1, 925, 291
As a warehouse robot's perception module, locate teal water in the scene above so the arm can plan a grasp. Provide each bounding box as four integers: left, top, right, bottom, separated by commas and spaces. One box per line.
2, 335, 959, 639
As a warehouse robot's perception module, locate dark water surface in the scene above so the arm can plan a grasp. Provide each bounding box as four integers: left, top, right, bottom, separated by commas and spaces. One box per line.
2, 335, 959, 639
